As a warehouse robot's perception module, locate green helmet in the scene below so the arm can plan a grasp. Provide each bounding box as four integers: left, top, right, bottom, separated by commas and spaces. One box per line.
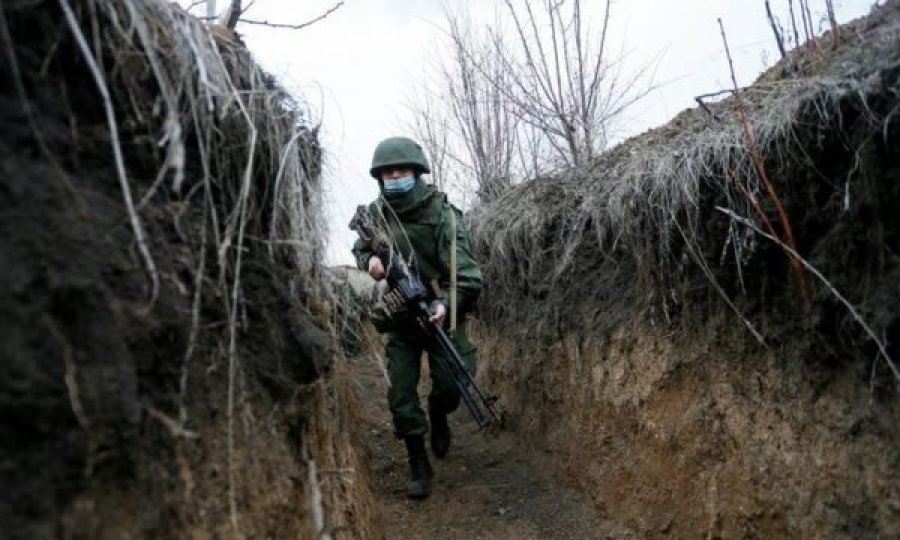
369, 137, 431, 178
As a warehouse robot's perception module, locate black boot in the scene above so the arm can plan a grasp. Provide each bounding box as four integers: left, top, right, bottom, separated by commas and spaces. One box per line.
429, 407, 451, 459
403, 435, 433, 499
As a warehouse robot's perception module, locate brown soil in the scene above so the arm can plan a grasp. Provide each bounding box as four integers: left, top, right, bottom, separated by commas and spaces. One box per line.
349, 348, 632, 539
473, 320, 900, 538
0, 2, 379, 537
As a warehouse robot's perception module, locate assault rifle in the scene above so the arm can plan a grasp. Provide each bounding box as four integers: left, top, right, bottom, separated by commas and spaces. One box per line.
349, 205, 502, 429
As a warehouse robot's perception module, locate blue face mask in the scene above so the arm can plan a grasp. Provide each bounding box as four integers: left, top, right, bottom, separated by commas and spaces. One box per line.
383, 175, 416, 195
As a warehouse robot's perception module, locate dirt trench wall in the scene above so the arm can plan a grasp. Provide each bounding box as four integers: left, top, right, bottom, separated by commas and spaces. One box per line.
0, 1, 378, 538
475, 318, 899, 538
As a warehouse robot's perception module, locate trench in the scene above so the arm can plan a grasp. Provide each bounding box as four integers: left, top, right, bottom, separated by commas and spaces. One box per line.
347, 336, 633, 539
2, 0, 899, 538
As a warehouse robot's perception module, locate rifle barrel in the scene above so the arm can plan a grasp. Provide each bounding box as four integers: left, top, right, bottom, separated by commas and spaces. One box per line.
427, 318, 502, 428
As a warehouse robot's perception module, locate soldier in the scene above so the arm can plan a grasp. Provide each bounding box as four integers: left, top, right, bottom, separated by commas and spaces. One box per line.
352, 137, 483, 499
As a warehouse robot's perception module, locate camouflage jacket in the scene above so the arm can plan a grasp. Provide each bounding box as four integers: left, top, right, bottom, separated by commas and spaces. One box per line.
351, 179, 483, 315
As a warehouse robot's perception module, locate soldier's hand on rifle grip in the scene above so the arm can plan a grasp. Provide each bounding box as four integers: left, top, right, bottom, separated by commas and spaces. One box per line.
428, 301, 447, 327
368, 255, 386, 281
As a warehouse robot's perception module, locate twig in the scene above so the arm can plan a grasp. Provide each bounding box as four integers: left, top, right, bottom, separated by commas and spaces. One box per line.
221, 48, 259, 540
694, 90, 733, 122
146, 406, 200, 439
694, 98, 721, 121
44, 315, 90, 430
788, 0, 801, 49
718, 17, 808, 300
308, 459, 328, 538
694, 87, 753, 101
225, 0, 241, 30
121, 3, 186, 204
765, 0, 787, 62
240, 0, 259, 15
58, 0, 159, 311
268, 129, 309, 256
716, 206, 899, 385
825, 0, 840, 48
670, 212, 766, 346
238, 2, 344, 31
729, 169, 777, 236
798, 0, 812, 52
375, 352, 391, 388
179, 203, 209, 427
44, 314, 99, 478
801, 0, 819, 53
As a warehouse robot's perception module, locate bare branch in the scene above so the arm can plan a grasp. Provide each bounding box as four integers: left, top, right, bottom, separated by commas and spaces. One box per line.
799, 0, 818, 53
717, 206, 898, 385
787, 0, 801, 49
225, 0, 240, 30
237, 2, 344, 31
240, 0, 259, 15
765, 0, 787, 62
718, 17, 807, 298
408, 0, 652, 200
825, 0, 840, 48
185, 0, 206, 12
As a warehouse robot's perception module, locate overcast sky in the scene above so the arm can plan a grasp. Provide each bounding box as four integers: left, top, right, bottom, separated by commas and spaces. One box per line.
185, 0, 876, 265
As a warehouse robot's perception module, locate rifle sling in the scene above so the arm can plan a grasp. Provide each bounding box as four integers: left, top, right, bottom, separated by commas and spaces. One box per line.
449, 209, 457, 335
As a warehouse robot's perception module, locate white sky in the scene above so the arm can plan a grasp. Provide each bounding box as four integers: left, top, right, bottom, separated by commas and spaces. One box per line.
185, 0, 876, 265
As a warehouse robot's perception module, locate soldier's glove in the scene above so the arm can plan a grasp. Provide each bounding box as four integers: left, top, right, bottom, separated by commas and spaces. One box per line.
427, 300, 447, 326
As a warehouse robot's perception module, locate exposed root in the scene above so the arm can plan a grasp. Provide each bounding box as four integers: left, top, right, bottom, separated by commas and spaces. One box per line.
717, 206, 899, 384
58, 0, 160, 311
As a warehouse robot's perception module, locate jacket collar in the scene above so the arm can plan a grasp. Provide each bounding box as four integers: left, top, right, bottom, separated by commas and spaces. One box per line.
379, 178, 437, 218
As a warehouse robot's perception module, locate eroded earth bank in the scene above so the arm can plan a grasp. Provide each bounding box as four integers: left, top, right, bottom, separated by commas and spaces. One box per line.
1, 2, 378, 537
467, 3, 900, 537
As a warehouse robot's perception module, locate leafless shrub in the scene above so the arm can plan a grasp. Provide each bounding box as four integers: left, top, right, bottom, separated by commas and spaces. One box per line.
406, 7, 519, 203
407, 0, 654, 205
492, 0, 655, 169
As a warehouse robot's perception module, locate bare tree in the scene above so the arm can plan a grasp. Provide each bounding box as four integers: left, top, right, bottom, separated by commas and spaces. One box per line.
408, 92, 456, 193
407, 0, 653, 205
492, 0, 654, 169
443, 11, 518, 202
407, 8, 519, 204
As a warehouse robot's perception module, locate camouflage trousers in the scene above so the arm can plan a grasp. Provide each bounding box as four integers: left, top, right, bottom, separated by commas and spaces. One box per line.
384, 323, 477, 438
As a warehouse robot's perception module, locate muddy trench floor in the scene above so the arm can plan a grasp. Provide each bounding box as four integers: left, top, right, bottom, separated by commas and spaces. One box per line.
351, 353, 631, 539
